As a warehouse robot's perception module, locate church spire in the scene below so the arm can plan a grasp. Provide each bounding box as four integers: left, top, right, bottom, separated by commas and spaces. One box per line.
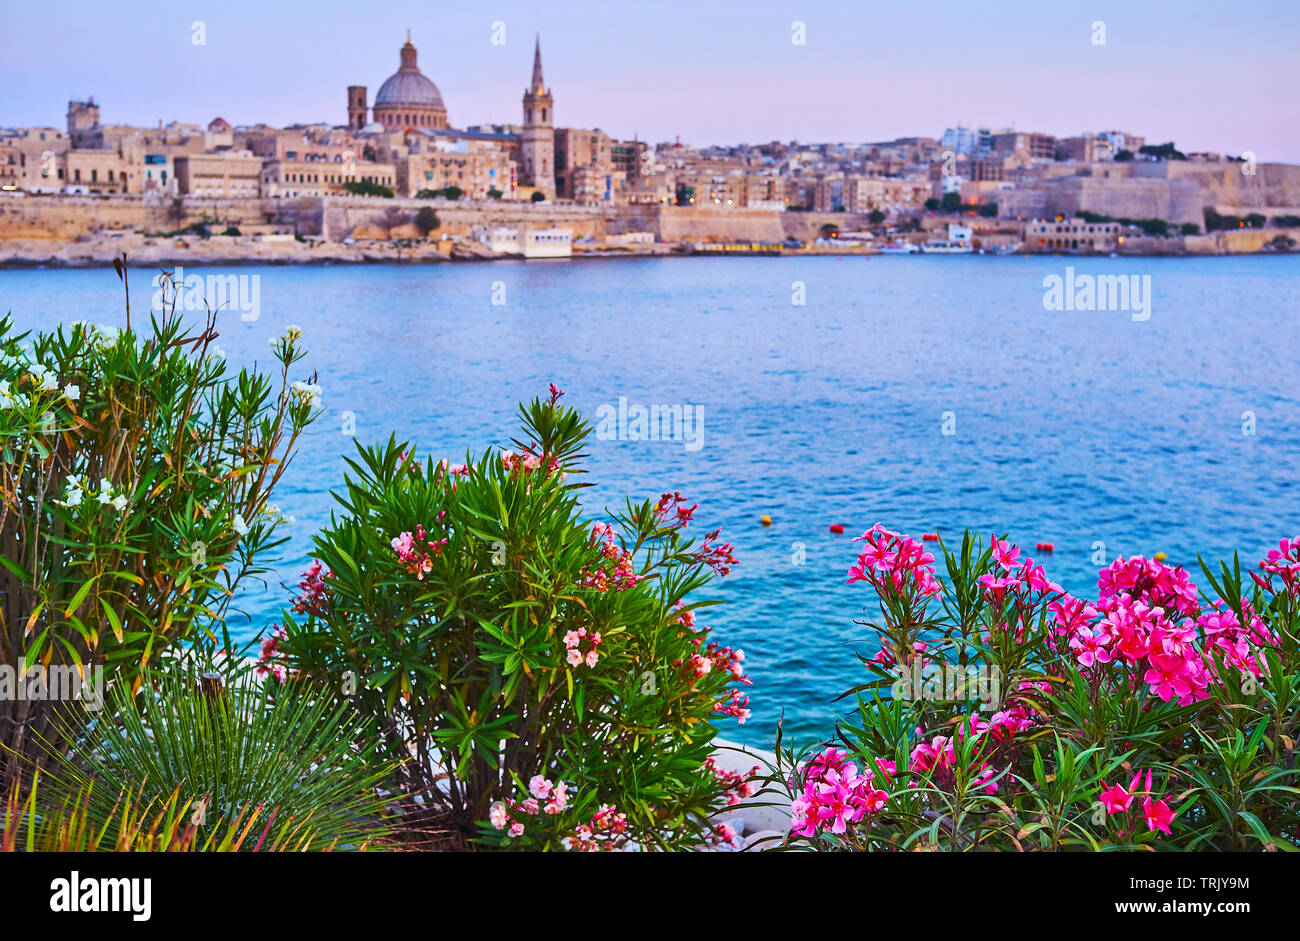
531, 35, 545, 92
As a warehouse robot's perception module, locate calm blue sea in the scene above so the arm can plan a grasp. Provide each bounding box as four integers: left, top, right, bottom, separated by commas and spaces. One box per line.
3, 254, 1298, 748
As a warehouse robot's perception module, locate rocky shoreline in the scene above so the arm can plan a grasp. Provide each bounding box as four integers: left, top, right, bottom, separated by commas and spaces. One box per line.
2, 227, 1295, 269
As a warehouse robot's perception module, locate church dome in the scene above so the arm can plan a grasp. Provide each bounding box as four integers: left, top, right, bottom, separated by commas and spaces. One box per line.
374, 37, 445, 110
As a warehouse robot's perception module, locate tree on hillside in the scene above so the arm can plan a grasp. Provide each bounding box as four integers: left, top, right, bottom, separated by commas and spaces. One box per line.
344, 180, 395, 198
868, 209, 886, 225
941, 191, 962, 212
377, 207, 412, 234
415, 206, 440, 236
531, 191, 547, 203
1139, 142, 1187, 161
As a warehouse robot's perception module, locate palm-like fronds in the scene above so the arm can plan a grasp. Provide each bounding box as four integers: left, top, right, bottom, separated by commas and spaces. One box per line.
31, 668, 400, 851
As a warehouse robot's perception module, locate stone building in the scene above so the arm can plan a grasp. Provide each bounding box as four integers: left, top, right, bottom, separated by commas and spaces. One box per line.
397, 131, 516, 199
67, 99, 103, 149
260, 157, 397, 197
1023, 218, 1120, 252
555, 127, 615, 203
174, 153, 263, 198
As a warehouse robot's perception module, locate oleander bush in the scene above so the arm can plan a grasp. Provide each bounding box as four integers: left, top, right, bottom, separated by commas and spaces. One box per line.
774, 526, 1300, 851
0, 274, 320, 791
265, 387, 755, 850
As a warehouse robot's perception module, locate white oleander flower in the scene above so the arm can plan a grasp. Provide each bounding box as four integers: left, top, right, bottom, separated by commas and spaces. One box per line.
232, 513, 249, 536
111, 494, 128, 512
56, 477, 85, 509
64, 384, 80, 401
290, 380, 323, 409
29, 363, 57, 392
285, 324, 302, 341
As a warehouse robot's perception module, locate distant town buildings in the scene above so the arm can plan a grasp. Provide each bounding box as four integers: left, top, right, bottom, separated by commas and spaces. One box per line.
0, 31, 1289, 243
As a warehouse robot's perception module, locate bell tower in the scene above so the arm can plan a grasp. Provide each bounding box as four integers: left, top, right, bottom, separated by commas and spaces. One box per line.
520, 36, 555, 200
347, 85, 368, 130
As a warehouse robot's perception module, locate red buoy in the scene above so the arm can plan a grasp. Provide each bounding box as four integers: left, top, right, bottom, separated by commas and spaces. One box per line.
829, 524, 845, 534
1036, 542, 1054, 552
922, 533, 939, 541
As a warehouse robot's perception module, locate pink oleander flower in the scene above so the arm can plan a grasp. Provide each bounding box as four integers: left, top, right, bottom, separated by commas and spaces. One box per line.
1143, 797, 1176, 836
790, 748, 893, 838
489, 803, 510, 830
848, 524, 941, 599
529, 775, 553, 800
1018, 559, 1062, 595
544, 782, 569, 814
985, 706, 1037, 741
1098, 555, 1199, 619
291, 559, 334, 616
697, 527, 739, 577
390, 525, 447, 580
710, 821, 740, 848
563, 626, 602, 668
1048, 593, 1100, 636
704, 757, 762, 805
991, 535, 1021, 570
1258, 535, 1300, 596
1099, 772, 1140, 815
1069, 626, 1113, 667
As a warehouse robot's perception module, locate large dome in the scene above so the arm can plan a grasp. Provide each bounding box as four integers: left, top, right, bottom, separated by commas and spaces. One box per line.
374, 37, 445, 110
375, 69, 444, 109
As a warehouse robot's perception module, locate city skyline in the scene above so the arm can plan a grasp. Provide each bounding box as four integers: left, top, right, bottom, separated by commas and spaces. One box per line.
2, 0, 1298, 162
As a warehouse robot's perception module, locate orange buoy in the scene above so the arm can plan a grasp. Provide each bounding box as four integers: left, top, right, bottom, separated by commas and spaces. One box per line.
1154, 551, 1167, 562
760, 515, 772, 527
1036, 542, 1054, 552
829, 524, 845, 534
922, 533, 939, 541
